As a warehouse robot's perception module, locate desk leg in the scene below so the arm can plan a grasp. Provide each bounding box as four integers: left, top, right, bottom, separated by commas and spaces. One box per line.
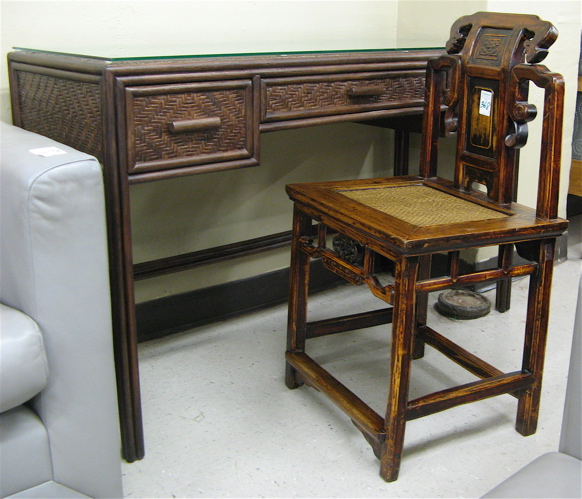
394, 129, 410, 176
103, 155, 145, 462
109, 272, 144, 463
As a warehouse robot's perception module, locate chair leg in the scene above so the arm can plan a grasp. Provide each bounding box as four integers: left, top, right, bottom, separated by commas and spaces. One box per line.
516, 239, 555, 436
286, 206, 313, 389
380, 256, 419, 482
413, 255, 432, 359
495, 244, 513, 313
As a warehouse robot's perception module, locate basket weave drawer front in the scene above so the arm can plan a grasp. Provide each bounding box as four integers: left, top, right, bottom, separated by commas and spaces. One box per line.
262, 71, 425, 122
124, 80, 257, 174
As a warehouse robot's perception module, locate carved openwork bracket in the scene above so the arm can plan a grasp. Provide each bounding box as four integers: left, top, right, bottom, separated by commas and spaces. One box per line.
428, 55, 461, 136
321, 254, 365, 285
298, 229, 367, 285
333, 233, 364, 265
446, 20, 472, 54
505, 64, 541, 149
505, 100, 537, 149
301, 230, 395, 303
522, 25, 558, 64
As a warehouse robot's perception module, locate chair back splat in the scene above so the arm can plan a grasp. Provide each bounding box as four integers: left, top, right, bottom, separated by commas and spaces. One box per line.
284, 12, 568, 483
422, 12, 563, 217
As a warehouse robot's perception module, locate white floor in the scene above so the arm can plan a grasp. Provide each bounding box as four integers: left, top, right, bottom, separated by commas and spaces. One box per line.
122, 217, 581, 498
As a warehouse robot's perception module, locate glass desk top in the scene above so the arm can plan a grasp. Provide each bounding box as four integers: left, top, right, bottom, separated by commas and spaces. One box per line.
13, 46, 442, 62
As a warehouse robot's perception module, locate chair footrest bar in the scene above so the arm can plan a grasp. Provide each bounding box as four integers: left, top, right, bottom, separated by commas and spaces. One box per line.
306, 308, 393, 338
418, 325, 505, 381
405, 371, 535, 421
415, 263, 538, 294
286, 351, 386, 447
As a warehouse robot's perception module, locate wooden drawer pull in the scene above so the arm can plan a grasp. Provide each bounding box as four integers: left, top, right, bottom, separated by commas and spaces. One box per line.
347, 86, 384, 97
168, 117, 222, 134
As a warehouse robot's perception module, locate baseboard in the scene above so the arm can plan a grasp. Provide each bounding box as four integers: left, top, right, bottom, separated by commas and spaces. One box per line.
136, 259, 343, 342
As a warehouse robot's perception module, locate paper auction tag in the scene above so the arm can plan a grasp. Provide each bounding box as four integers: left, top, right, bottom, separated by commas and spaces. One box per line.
479, 90, 492, 117
30, 147, 67, 157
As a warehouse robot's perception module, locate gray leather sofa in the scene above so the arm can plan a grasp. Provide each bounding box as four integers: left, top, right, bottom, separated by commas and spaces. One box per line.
482, 277, 582, 498
0, 123, 123, 498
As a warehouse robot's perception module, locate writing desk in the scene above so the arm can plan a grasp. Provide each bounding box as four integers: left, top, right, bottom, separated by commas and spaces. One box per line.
8, 47, 441, 461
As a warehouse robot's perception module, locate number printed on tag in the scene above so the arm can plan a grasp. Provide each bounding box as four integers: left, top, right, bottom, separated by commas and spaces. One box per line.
479, 90, 492, 117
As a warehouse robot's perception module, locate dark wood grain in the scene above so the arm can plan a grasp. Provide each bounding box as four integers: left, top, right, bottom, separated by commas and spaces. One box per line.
8, 46, 438, 462
284, 12, 567, 482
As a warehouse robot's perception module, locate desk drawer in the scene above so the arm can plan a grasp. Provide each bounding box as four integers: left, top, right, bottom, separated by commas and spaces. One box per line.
262, 71, 425, 123
123, 80, 258, 174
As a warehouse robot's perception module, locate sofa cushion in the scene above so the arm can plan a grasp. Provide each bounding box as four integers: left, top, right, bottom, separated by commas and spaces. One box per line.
0, 405, 53, 497
482, 452, 582, 498
6, 481, 90, 498
0, 304, 48, 413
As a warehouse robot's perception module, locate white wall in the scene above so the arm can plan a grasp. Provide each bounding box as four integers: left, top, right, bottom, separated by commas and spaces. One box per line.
0, 0, 400, 121
397, 0, 487, 47
1, 0, 579, 303
1, 0, 402, 301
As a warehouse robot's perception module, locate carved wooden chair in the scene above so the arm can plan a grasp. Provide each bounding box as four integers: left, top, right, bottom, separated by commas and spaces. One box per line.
284, 12, 567, 482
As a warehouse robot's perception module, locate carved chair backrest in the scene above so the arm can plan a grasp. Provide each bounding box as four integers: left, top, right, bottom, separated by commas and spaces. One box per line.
420, 11, 565, 220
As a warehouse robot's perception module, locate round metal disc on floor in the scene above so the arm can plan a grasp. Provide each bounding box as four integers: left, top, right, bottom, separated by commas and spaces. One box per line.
435, 289, 491, 320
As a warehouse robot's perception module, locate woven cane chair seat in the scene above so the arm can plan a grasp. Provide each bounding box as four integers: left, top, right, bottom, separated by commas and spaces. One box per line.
337, 184, 508, 227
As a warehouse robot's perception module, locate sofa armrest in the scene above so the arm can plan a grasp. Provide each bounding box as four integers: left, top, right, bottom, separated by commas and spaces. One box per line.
0, 123, 122, 498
